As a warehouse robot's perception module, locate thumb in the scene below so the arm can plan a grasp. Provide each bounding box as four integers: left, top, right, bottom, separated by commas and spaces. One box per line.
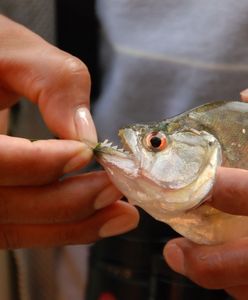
164, 237, 248, 289
240, 88, 248, 102
210, 167, 248, 215
0, 15, 97, 142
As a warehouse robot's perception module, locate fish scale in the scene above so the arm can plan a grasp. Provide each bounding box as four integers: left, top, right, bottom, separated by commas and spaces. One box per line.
165, 101, 248, 168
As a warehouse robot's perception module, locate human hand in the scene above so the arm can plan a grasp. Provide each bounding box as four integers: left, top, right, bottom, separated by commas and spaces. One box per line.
163, 167, 248, 300
0, 15, 139, 248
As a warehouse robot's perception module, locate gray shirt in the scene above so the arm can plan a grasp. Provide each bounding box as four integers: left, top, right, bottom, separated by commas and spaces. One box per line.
94, 0, 248, 144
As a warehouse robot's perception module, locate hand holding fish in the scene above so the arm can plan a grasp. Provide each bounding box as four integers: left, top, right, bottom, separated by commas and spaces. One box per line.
0, 15, 138, 248
164, 166, 248, 299
96, 100, 248, 244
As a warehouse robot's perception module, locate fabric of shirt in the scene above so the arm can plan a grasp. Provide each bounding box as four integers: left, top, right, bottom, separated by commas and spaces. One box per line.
94, 0, 248, 144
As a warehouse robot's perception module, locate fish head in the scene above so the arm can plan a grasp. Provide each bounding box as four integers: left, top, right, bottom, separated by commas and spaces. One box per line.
94, 122, 222, 217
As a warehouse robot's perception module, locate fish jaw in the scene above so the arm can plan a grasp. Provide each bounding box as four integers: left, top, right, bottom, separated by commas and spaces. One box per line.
96, 151, 138, 177
94, 139, 139, 178
94, 139, 166, 205
95, 149, 173, 211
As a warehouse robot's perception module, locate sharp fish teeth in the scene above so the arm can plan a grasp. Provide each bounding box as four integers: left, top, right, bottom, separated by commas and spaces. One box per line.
101, 139, 109, 146
106, 143, 113, 147
101, 141, 112, 147
99, 140, 130, 155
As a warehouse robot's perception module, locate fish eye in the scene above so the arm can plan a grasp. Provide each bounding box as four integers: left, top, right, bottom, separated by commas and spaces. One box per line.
144, 132, 167, 151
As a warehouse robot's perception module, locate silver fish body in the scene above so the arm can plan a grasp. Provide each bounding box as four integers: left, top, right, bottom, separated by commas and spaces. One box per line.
95, 101, 248, 245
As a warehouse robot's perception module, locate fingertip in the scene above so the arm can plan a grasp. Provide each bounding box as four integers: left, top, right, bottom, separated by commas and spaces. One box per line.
62, 142, 93, 174
94, 185, 122, 210
240, 89, 248, 102
115, 200, 140, 228
74, 106, 98, 144
98, 201, 139, 238
98, 213, 137, 238
163, 238, 191, 275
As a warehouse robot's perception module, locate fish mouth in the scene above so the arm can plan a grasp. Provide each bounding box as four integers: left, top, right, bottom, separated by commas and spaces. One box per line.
94, 138, 138, 176
94, 139, 133, 158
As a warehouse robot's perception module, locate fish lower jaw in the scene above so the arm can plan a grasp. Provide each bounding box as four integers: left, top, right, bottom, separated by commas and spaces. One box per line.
97, 154, 139, 178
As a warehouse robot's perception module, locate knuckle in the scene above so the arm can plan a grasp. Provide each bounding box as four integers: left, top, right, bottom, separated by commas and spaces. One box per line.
29, 53, 91, 103
190, 252, 225, 289
62, 56, 90, 79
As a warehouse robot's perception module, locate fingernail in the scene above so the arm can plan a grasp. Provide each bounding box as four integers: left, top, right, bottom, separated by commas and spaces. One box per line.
99, 214, 137, 238
75, 106, 98, 144
94, 185, 122, 210
240, 89, 248, 100
63, 145, 92, 173
164, 243, 185, 275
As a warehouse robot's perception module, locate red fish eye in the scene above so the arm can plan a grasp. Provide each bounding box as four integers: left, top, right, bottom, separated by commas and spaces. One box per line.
144, 132, 167, 151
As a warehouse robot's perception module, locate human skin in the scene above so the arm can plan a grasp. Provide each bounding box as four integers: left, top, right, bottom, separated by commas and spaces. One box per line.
0, 15, 139, 248
164, 91, 248, 300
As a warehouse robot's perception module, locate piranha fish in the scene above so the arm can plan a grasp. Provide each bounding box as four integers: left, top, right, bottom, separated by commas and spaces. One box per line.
94, 101, 248, 245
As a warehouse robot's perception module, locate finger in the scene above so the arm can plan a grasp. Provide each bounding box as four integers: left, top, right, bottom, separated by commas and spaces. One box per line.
164, 237, 248, 289
0, 201, 139, 248
226, 285, 248, 300
0, 108, 9, 134
0, 85, 18, 108
210, 167, 248, 215
0, 172, 122, 224
0, 135, 92, 185
0, 15, 96, 142
240, 89, 248, 102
